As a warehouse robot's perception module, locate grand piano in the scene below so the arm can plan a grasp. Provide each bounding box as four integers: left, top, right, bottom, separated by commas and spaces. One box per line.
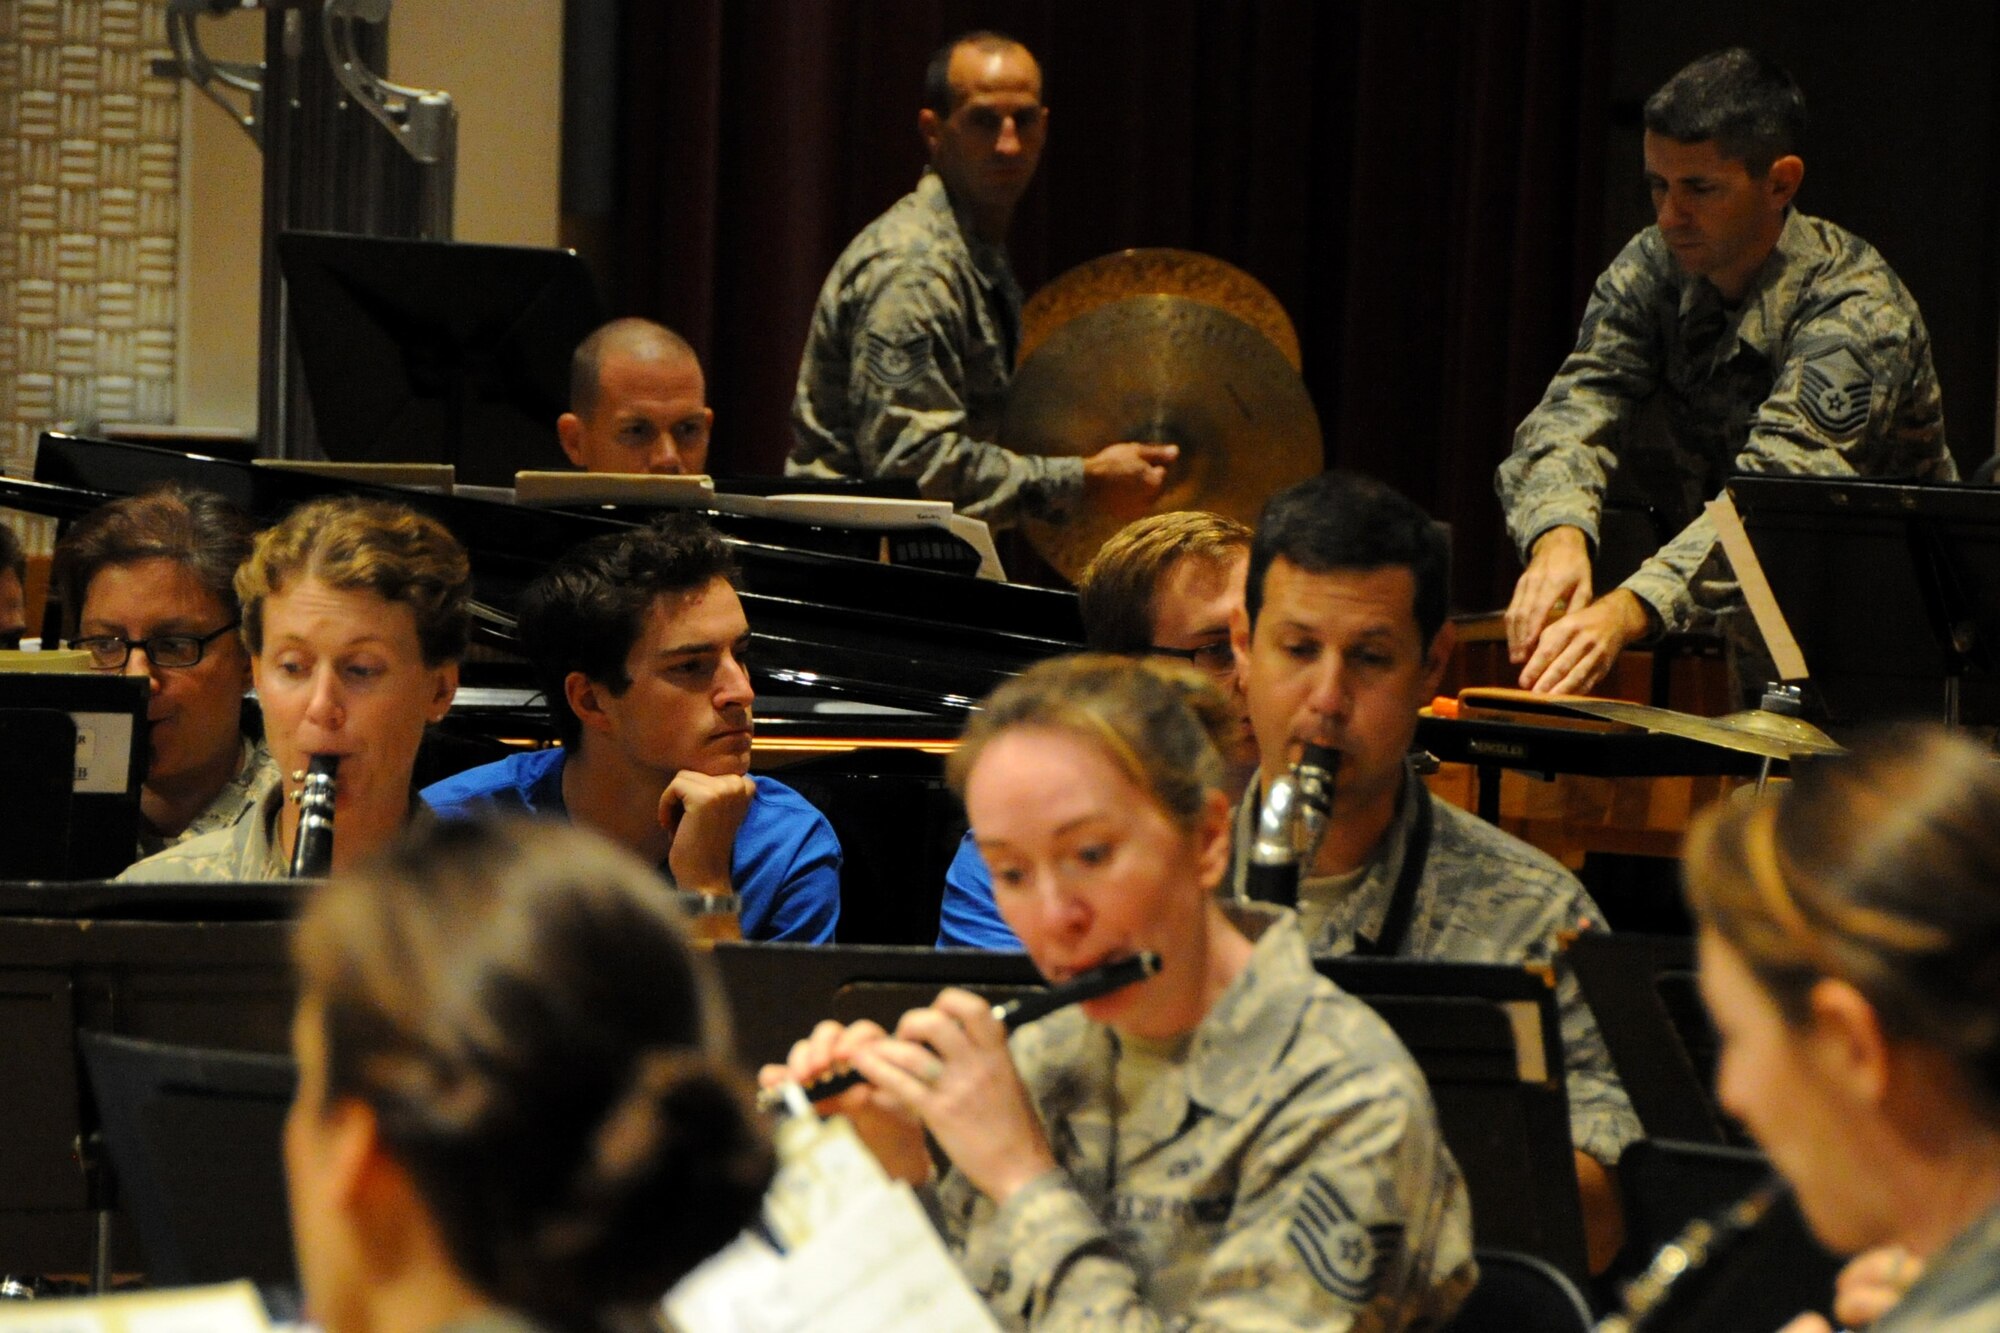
8, 430, 1086, 941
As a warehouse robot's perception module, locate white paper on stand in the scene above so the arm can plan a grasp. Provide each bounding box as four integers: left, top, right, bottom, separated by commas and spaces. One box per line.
664, 1112, 1000, 1333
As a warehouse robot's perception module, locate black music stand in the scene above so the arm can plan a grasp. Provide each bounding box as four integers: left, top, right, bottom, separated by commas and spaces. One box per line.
1567, 933, 1731, 1146
277, 231, 605, 487
709, 943, 1588, 1286
0, 882, 299, 1278
0, 674, 146, 879
1725, 475, 2000, 725
78, 1031, 299, 1289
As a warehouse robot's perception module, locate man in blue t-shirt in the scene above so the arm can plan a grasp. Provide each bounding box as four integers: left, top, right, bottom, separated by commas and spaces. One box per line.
422, 516, 840, 942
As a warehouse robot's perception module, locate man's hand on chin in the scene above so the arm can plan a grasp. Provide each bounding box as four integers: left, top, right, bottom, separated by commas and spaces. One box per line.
658, 771, 756, 895
1517, 589, 1653, 696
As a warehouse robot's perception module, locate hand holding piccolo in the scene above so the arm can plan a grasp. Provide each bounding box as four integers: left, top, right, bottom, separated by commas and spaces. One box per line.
757, 951, 1162, 1113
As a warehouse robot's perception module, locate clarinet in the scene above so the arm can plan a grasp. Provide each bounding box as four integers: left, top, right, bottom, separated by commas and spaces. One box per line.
289, 754, 340, 878
1594, 1178, 1787, 1333
1244, 744, 1339, 907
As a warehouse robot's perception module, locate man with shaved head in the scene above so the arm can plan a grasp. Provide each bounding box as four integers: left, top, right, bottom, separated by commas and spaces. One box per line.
559, 317, 716, 476
790, 31, 1172, 527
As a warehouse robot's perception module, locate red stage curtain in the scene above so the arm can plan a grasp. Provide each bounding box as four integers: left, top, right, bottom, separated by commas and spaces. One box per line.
578, 0, 1610, 610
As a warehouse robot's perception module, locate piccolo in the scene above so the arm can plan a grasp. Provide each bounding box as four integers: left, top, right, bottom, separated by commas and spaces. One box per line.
757, 951, 1162, 1113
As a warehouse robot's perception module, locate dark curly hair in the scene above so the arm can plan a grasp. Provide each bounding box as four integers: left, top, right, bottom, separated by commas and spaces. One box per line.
293, 817, 773, 1331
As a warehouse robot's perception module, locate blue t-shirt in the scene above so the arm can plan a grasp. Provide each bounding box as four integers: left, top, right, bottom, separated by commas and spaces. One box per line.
935, 828, 1022, 950
421, 748, 841, 943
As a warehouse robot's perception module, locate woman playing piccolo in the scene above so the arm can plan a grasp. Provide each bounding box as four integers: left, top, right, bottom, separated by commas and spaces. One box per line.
763, 655, 1474, 1331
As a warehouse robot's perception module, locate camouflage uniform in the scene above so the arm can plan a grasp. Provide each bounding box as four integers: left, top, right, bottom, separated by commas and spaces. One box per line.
134, 737, 280, 860
788, 171, 1085, 527
1498, 210, 1953, 638
1873, 1202, 2000, 1333
1227, 765, 1641, 1168
935, 913, 1477, 1331
119, 783, 289, 881
118, 785, 432, 881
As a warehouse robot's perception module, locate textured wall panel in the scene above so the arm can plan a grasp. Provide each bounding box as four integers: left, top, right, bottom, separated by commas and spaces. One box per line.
3, 0, 179, 557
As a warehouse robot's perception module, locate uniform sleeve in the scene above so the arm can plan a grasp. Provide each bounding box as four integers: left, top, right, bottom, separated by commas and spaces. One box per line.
961, 1071, 1474, 1331
1497, 235, 1671, 561
1619, 291, 1953, 632
733, 786, 842, 943
839, 261, 1085, 527
935, 830, 1024, 950
1504, 873, 1642, 1168
1553, 961, 1642, 1167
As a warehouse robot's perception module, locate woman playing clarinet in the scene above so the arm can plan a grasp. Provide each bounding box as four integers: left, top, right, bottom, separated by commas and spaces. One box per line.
121, 496, 468, 881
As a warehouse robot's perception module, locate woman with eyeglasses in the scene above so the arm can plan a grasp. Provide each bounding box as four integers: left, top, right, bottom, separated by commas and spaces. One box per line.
53, 485, 279, 862
121, 496, 468, 881
1685, 725, 2000, 1332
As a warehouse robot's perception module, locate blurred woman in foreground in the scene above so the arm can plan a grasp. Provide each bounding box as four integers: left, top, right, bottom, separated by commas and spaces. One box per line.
122, 497, 468, 880
768, 655, 1473, 1329
1685, 725, 2000, 1332
286, 818, 772, 1333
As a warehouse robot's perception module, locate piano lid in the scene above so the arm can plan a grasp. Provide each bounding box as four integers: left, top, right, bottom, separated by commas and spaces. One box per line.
27, 432, 1082, 718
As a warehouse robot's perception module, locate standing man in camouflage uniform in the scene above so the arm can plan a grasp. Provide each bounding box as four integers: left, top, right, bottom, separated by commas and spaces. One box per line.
789, 32, 1176, 528
1231, 470, 1641, 1274
1498, 49, 1953, 696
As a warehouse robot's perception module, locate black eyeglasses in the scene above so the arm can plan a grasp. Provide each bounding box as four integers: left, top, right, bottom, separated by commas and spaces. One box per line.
73, 622, 240, 670
1149, 641, 1236, 677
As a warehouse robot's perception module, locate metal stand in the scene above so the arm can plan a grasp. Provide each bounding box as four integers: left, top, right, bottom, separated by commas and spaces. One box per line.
159, 0, 457, 460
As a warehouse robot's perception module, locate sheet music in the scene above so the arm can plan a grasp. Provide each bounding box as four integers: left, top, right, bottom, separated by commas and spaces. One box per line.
71, 710, 134, 795
761, 1112, 898, 1248
0, 1280, 273, 1332
664, 1112, 1001, 1333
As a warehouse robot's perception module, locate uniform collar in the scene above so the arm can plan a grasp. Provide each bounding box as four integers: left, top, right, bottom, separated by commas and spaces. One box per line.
1179, 915, 1323, 1118
918, 169, 1012, 293
1675, 208, 1816, 356
1230, 760, 1424, 954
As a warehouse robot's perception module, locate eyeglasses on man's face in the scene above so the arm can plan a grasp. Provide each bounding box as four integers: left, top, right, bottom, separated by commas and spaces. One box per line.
1148, 640, 1237, 678
73, 622, 240, 670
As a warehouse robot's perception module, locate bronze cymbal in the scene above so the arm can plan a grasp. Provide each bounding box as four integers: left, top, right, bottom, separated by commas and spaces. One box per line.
1004, 294, 1322, 583
1554, 697, 1846, 760
1019, 248, 1302, 372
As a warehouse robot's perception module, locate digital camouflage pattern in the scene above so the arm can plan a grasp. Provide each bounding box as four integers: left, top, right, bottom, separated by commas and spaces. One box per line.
1228, 767, 1643, 1169
134, 737, 280, 860
1872, 1202, 2000, 1333
118, 785, 434, 882
789, 172, 1085, 527
119, 783, 290, 881
936, 915, 1476, 1331
1498, 209, 1953, 635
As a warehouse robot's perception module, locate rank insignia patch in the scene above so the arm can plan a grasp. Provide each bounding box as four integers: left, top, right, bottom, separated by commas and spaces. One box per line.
1800, 347, 1873, 438
1288, 1173, 1397, 1302
862, 331, 933, 388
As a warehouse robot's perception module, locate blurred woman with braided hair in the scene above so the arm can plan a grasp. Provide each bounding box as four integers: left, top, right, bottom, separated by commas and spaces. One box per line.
1686, 725, 2000, 1332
